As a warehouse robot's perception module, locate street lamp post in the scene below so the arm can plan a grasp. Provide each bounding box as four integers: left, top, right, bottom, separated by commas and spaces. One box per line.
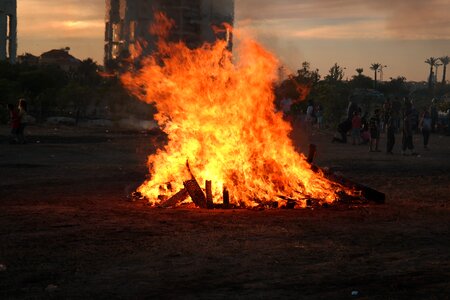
434, 62, 442, 84
378, 65, 388, 82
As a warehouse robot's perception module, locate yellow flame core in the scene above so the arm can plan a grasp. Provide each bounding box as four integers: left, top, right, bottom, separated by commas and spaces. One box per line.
121, 16, 343, 207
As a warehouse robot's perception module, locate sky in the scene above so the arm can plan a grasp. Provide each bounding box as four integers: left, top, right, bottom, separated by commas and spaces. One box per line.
17, 0, 450, 81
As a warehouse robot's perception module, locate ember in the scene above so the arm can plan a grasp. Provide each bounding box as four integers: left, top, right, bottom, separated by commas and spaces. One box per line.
121, 13, 379, 208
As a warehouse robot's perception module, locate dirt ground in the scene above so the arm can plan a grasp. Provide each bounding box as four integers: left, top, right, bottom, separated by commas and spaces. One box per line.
0, 124, 449, 299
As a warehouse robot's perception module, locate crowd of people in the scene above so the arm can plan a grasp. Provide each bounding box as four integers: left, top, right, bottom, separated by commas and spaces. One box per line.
7, 99, 28, 144
332, 97, 438, 155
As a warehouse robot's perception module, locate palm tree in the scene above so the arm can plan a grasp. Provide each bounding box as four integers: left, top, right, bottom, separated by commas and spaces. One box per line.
440, 56, 450, 84
425, 57, 438, 89
355, 68, 364, 76
434, 62, 442, 83
370, 63, 381, 88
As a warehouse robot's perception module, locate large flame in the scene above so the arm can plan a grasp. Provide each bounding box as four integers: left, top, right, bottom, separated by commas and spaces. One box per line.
122, 14, 346, 207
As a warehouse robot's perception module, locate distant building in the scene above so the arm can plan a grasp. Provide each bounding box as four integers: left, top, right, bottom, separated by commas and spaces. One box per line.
17, 53, 39, 65
104, 0, 234, 69
39, 48, 81, 72
0, 0, 17, 63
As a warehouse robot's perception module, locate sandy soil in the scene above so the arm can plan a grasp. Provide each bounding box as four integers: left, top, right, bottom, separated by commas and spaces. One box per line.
0, 124, 449, 299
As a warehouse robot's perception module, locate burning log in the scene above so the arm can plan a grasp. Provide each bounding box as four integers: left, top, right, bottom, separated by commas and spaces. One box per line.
306, 144, 385, 204
223, 187, 230, 209
306, 144, 317, 164
183, 179, 207, 208
205, 180, 214, 209
159, 189, 188, 208
325, 173, 385, 204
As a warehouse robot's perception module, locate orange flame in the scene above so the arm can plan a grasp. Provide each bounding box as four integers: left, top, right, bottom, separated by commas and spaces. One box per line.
121, 14, 346, 207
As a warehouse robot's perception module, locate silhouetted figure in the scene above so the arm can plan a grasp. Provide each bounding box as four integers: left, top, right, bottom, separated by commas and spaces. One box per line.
17, 99, 28, 144
347, 100, 358, 121
369, 109, 381, 152
7, 104, 20, 144
315, 103, 323, 129
392, 97, 402, 133
402, 107, 416, 156
420, 107, 432, 150
360, 112, 370, 145
351, 111, 362, 145
332, 119, 351, 143
430, 99, 438, 133
382, 98, 392, 133
386, 110, 396, 154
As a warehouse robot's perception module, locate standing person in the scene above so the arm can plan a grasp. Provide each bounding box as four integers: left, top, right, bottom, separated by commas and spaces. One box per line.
420, 107, 432, 150
386, 110, 396, 154
369, 109, 381, 152
17, 99, 28, 144
7, 104, 20, 144
402, 108, 416, 156
430, 99, 438, 133
382, 98, 392, 133
360, 112, 370, 145
305, 100, 315, 133
315, 103, 323, 129
347, 100, 358, 121
351, 111, 362, 145
410, 102, 420, 134
392, 97, 402, 133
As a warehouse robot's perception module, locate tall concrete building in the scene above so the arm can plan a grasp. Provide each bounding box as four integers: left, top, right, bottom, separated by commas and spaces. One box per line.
105, 0, 234, 68
0, 0, 17, 63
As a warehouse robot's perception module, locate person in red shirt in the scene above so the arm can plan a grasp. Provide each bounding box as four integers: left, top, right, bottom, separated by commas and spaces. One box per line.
351, 111, 362, 145
7, 104, 20, 144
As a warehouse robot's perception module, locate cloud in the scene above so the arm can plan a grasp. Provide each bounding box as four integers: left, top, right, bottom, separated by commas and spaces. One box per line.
18, 0, 104, 38
236, 0, 450, 40
291, 20, 388, 40
15, 0, 450, 78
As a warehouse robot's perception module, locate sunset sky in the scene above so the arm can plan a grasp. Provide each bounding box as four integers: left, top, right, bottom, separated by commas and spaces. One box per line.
18, 0, 450, 81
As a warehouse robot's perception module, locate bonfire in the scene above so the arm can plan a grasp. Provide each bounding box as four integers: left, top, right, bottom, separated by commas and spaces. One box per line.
121, 13, 380, 209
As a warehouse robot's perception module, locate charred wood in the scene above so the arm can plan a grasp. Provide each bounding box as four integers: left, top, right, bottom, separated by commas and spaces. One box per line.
223, 187, 230, 209
184, 179, 207, 208
205, 180, 214, 209
307, 144, 317, 164
318, 167, 385, 204
159, 189, 188, 208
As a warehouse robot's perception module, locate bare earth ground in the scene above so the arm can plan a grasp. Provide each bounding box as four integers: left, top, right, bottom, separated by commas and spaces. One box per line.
0, 124, 449, 299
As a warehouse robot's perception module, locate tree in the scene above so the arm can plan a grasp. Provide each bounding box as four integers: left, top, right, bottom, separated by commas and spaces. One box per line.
382, 76, 409, 97
355, 68, 364, 76
312, 80, 350, 126
425, 57, 439, 89
296, 61, 321, 86
439, 56, 450, 85
324, 63, 345, 82
18, 65, 68, 99
349, 74, 373, 89
370, 63, 381, 89
276, 61, 320, 101
77, 58, 100, 86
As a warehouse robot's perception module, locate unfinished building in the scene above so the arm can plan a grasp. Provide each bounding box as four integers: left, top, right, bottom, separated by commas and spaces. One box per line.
104, 0, 234, 68
0, 0, 17, 63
